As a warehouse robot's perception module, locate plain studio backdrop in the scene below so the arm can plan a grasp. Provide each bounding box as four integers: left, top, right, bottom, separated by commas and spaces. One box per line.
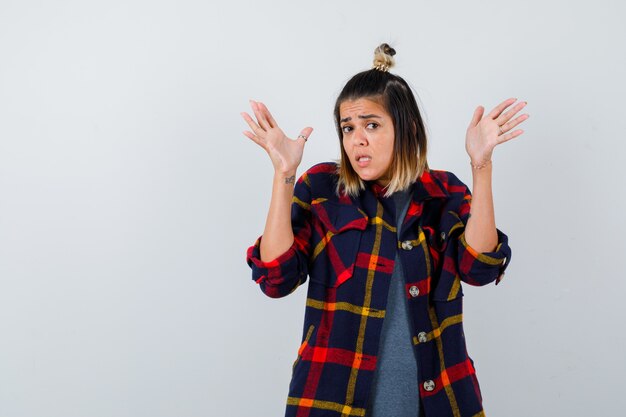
0, 0, 624, 416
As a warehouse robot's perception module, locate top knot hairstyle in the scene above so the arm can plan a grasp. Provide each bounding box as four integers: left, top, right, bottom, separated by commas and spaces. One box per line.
334, 43, 429, 198
372, 43, 396, 72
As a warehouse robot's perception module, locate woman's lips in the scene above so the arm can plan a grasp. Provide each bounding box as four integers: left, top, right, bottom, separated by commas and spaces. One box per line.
356, 155, 372, 168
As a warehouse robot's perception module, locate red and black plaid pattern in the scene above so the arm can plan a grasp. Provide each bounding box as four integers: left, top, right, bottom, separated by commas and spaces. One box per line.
247, 162, 511, 417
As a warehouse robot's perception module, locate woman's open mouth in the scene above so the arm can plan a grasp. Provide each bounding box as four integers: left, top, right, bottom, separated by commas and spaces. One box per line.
356, 155, 372, 167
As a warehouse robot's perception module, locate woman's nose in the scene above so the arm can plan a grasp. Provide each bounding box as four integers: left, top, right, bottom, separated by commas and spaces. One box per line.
354, 128, 368, 146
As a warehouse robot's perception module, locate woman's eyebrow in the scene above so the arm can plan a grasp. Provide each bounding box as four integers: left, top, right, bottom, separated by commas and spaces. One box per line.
340, 114, 382, 123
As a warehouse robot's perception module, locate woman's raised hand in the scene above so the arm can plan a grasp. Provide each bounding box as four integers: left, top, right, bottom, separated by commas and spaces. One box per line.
241, 100, 313, 175
465, 98, 529, 166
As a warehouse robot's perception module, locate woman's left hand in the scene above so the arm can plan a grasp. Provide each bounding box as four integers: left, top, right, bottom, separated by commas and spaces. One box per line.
465, 98, 529, 166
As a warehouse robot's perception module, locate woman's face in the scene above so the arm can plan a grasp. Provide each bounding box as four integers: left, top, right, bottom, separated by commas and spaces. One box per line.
339, 97, 395, 187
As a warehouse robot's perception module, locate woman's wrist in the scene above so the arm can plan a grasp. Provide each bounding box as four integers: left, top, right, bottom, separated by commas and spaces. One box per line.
274, 169, 298, 186
469, 159, 492, 170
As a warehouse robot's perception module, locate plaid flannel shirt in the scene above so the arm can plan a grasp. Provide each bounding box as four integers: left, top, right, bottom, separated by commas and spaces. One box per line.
246, 162, 512, 417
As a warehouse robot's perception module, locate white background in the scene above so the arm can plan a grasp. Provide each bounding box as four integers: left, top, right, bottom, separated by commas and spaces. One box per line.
0, 0, 624, 416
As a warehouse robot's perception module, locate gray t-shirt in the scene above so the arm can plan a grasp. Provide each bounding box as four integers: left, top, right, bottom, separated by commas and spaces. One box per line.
366, 188, 421, 417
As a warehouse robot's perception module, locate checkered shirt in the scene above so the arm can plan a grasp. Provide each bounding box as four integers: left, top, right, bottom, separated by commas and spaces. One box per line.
246, 162, 512, 417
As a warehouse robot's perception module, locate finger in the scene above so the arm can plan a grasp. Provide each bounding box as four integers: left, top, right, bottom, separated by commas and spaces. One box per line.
497, 129, 524, 144
250, 100, 271, 131
240, 111, 265, 138
258, 102, 277, 129
499, 113, 530, 133
242, 130, 266, 149
496, 101, 528, 125
296, 127, 314, 144
468, 106, 484, 128
487, 97, 517, 120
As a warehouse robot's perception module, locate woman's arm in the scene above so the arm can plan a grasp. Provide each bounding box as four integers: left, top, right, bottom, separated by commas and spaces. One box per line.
260, 169, 298, 261
463, 97, 529, 252
464, 164, 497, 252
241, 100, 313, 261
246, 171, 314, 298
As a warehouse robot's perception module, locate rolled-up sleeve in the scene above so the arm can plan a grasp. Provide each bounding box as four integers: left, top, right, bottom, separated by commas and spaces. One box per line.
245, 173, 313, 298
457, 228, 511, 286
247, 236, 309, 298
445, 172, 512, 287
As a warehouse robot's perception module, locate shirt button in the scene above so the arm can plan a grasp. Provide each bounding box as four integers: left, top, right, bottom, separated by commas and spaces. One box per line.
409, 285, 420, 297
423, 380, 435, 392
417, 332, 428, 343
401, 240, 413, 250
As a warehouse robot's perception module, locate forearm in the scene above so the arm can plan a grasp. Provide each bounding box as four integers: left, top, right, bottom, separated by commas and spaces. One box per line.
259, 169, 297, 262
464, 164, 498, 252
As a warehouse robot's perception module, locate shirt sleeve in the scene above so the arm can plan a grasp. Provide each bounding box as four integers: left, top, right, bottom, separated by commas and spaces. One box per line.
457, 227, 511, 286
245, 173, 313, 298
449, 175, 512, 287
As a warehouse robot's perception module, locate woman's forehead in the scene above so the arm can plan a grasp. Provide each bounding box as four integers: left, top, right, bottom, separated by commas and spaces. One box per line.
339, 97, 388, 119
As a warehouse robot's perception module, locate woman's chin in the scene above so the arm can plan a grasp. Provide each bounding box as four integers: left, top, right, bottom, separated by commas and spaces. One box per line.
354, 168, 379, 182
357, 171, 387, 184
358, 174, 377, 182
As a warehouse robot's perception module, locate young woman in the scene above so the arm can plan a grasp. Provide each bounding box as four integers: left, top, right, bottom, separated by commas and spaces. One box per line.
241, 43, 528, 417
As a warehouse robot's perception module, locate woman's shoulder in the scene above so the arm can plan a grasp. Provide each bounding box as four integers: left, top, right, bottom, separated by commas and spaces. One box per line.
301, 161, 339, 177
425, 168, 470, 196
298, 161, 339, 187
294, 161, 344, 202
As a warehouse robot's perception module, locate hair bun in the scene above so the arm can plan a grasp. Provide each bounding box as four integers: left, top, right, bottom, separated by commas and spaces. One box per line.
372, 43, 396, 72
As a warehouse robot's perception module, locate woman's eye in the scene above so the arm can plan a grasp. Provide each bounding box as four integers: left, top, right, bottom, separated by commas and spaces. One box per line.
341, 123, 378, 133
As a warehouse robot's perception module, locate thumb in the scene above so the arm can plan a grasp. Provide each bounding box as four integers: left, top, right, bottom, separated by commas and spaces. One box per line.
297, 127, 314, 143
468, 106, 484, 129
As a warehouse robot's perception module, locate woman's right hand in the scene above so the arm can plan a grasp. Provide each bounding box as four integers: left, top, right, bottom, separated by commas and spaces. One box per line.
241, 100, 313, 174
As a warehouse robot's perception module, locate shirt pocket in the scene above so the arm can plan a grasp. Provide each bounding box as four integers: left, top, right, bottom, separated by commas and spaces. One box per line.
308, 200, 368, 288
427, 210, 464, 253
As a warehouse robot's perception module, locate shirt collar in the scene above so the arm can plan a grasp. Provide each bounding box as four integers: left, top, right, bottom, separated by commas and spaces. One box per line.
367, 169, 449, 201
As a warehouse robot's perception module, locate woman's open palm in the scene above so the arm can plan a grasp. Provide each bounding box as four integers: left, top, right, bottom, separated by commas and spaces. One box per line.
465, 97, 529, 165
241, 100, 313, 174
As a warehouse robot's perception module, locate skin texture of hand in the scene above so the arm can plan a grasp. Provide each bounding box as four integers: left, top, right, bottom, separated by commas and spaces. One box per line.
240, 100, 314, 261
241, 100, 314, 175
463, 97, 530, 255
465, 98, 529, 165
